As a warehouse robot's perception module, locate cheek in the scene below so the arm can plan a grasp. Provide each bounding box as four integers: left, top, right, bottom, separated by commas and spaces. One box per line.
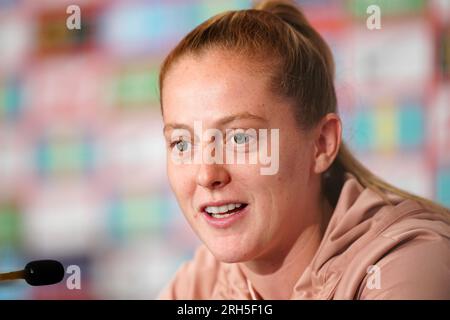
279, 137, 312, 179
256, 147, 311, 215
167, 162, 195, 203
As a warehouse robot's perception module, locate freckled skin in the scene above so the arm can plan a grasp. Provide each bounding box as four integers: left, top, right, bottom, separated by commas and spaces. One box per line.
162, 50, 336, 264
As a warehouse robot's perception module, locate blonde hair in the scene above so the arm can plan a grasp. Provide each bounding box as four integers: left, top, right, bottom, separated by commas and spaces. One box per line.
159, 0, 449, 215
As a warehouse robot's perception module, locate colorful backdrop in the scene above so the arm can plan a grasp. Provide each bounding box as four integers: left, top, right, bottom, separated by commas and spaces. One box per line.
0, 0, 449, 299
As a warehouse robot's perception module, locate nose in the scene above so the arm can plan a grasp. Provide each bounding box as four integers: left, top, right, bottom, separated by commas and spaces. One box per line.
196, 163, 231, 189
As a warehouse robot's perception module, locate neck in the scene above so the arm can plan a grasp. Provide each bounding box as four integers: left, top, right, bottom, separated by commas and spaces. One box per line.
240, 198, 332, 300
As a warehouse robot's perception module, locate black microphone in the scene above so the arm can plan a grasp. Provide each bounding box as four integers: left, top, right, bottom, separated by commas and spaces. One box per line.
0, 260, 65, 286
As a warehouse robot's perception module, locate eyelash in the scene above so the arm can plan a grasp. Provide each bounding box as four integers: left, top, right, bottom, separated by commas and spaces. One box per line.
170, 139, 190, 149
228, 132, 251, 145
169, 132, 255, 152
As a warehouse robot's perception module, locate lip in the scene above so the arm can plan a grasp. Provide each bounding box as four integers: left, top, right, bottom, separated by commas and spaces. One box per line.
201, 203, 249, 229
198, 200, 248, 213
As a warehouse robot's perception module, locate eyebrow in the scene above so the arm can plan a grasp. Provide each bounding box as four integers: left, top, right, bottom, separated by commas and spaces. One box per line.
163, 112, 268, 134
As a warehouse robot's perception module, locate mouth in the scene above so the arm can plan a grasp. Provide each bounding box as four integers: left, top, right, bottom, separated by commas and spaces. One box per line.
201, 202, 249, 219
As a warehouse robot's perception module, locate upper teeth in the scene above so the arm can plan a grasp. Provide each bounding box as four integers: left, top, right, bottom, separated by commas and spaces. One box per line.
205, 203, 243, 214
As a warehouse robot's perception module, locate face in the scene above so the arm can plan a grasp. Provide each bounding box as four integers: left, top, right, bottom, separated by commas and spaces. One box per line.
162, 50, 322, 263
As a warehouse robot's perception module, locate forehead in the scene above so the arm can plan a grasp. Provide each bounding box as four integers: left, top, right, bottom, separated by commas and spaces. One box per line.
161, 51, 276, 124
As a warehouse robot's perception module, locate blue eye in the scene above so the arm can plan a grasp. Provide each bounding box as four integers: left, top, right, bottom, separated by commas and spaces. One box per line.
233, 133, 250, 144
171, 140, 190, 152
177, 141, 188, 151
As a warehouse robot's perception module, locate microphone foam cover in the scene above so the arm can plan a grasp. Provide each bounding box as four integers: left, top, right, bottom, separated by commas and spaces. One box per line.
24, 260, 65, 286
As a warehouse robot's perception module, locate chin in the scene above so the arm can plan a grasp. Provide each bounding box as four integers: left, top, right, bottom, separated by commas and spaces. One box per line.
205, 239, 257, 263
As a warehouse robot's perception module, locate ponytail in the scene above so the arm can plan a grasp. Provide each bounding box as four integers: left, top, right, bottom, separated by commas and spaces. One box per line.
256, 0, 449, 214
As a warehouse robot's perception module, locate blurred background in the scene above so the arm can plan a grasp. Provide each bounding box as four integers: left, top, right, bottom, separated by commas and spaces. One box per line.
0, 0, 449, 299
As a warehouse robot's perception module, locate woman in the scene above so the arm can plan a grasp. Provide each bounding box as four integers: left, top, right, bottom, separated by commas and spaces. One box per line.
157, 0, 450, 299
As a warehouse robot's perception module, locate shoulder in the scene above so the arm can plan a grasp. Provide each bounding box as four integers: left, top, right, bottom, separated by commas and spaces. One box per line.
358, 206, 450, 299
157, 245, 222, 299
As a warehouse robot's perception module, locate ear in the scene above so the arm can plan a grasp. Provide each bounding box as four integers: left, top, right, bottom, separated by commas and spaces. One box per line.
312, 113, 342, 174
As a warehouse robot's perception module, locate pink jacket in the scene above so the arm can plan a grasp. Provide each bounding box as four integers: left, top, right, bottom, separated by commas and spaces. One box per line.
158, 173, 450, 299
